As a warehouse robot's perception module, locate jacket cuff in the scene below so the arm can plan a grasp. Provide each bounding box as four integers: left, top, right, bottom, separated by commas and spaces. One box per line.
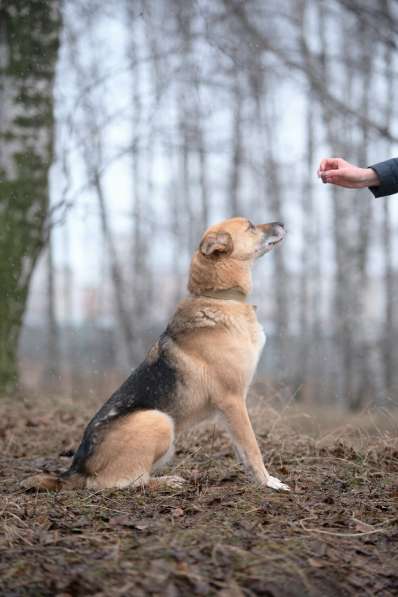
368, 159, 398, 197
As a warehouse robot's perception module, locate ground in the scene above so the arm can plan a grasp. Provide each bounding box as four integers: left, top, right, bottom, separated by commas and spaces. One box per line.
1, 391, 397, 597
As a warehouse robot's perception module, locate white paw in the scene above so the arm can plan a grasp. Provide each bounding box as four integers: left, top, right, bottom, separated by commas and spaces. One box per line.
266, 475, 290, 491
168, 475, 186, 487
159, 475, 186, 488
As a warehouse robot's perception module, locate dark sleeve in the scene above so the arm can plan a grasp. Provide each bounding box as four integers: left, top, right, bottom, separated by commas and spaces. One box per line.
368, 158, 398, 197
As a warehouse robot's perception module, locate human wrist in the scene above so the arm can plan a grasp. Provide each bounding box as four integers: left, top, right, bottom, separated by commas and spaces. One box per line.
364, 168, 380, 187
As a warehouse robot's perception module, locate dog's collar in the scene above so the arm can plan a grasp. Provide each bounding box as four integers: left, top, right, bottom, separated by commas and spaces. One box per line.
196, 288, 247, 303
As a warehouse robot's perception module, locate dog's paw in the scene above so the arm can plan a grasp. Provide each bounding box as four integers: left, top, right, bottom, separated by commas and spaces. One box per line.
166, 475, 186, 487
266, 475, 290, 491
155, 475, 186, 489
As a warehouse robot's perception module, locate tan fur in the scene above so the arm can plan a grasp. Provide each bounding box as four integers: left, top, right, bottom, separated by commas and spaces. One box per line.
20, 472, 85, 491
22, 217, 289, 492
85, 410, 175, 489
21, 473, 63, 491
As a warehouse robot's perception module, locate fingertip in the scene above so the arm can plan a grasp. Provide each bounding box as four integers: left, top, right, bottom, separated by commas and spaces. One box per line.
319, 157, 332, 171
322, 158, 339, 171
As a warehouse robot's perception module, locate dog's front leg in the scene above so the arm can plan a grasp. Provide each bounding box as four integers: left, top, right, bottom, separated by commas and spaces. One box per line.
218, 398, 290, 491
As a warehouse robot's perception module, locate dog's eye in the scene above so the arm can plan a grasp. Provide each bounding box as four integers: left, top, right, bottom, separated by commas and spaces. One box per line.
247, 221, 256, 232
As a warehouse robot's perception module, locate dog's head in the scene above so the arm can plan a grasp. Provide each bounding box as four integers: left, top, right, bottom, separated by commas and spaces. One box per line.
188, 217, 285, 297
198, 217, 285, 260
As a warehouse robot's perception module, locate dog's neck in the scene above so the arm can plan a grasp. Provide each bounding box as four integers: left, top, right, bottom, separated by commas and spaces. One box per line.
195, 287, 247, 303
188, 251, 253, 298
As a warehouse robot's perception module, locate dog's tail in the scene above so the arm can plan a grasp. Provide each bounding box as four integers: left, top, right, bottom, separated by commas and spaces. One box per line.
21, 470, 85, 492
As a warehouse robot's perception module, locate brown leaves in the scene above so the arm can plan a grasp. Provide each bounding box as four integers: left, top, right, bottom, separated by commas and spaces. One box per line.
108, 515, 152, 531
1, 399, 398, 596
25, 415, 52, 428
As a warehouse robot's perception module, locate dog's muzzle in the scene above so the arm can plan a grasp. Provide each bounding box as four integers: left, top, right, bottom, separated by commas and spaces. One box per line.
266, 222, 285, 246
256, 222, 286, 256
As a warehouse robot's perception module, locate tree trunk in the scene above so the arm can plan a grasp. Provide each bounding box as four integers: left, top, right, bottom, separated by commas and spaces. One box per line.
229, 64, 242, 216
318, 0, 353, 406
381, 0, 395, 397
42, 231, 60, 385
194, 97, 210, 232
263, 99, 288, 345
61, 216, 76, 397
94, 171, 136, 365
0, 1, 61, 394
175, 0, 196, 253
297, 86, 317, 398
351, 18, 374, 410
127, 23, 146, 328
297, 0, 316, 397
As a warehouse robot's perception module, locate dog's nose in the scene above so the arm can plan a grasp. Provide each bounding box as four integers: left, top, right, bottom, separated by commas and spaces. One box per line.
271, 222, 286, 237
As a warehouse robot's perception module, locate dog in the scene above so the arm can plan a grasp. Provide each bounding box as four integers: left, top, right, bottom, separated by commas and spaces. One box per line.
22, 217, 290, 492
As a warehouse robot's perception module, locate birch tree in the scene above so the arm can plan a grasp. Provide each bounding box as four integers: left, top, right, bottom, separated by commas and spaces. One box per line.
0, 0, 61, 393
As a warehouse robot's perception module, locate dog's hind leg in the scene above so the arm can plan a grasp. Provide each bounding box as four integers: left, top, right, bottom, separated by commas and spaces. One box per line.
84, 410, 181, 490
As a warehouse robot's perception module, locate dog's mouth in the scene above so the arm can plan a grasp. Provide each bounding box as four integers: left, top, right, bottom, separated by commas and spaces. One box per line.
267, 237, 284, 247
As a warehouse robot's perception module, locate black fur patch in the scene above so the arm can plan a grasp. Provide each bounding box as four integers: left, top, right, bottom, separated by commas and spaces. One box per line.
67, 334, 179, 475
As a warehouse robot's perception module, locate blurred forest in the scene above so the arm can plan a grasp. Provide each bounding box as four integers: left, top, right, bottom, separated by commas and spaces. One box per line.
1, 0, 398, 409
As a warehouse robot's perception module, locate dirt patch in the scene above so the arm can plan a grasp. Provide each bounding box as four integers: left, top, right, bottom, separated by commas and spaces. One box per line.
1, 395, 397, 596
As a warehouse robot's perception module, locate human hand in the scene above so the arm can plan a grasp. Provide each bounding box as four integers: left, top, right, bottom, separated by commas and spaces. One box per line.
317, 158, 380, 188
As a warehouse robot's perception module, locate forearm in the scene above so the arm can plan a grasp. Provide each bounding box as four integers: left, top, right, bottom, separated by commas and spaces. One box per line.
362, 168, 380, 187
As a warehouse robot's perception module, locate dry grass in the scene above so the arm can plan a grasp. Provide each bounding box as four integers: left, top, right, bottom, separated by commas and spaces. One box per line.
0, 391, 397, 596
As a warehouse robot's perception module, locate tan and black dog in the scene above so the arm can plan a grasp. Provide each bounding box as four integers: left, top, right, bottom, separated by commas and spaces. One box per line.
23, 217, 290, 492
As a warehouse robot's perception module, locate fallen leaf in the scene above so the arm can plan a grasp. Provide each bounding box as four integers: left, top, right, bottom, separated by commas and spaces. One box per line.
308, 558, 325, 568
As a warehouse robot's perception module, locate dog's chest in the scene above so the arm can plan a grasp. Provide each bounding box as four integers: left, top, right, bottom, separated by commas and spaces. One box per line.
228, 320, 264, 392
253, 319, 266, 351
248, 319, 266, 365
231, 312, 266, 379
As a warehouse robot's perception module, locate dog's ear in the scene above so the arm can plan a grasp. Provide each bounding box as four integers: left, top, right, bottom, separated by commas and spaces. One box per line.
199, 231, 233, 257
